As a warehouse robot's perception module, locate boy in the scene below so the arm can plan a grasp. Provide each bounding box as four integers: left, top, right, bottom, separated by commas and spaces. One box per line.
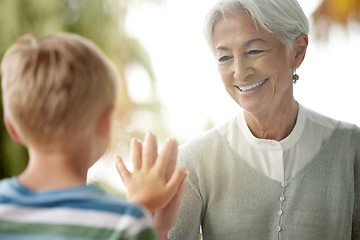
0, 33, 187, 240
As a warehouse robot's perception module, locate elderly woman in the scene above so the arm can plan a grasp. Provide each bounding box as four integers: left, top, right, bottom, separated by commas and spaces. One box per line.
167, 0, 360, 239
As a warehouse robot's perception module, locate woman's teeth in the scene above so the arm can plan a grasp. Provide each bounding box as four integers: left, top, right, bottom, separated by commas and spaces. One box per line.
238, 79, 267, 92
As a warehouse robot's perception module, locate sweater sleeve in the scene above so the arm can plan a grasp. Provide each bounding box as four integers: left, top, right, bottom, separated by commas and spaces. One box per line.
168, 175, 202, 240
352, 125, 360, 240
168, 134, 208, 240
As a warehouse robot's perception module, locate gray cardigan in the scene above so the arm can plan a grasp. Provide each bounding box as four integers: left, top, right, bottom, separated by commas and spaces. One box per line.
169, 122, 360, 240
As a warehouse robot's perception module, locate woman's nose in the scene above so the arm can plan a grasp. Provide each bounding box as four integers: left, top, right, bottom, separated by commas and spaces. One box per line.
233, 56, 254, 80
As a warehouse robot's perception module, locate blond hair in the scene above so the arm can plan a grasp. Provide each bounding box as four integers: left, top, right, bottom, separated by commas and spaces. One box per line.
1, 33, 118, 150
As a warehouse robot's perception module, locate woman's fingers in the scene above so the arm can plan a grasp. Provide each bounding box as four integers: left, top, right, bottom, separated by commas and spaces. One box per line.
156, 138, 178, 179
143, 132, 158, 169
115, 155, 132, 184
130, 138, 143, 170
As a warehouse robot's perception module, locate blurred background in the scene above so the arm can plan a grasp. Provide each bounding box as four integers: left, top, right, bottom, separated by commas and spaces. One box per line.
0, 0, 359, 194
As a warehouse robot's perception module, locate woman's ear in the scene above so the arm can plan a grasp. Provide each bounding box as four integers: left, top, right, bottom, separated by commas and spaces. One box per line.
96, 105, 115, 139
4, 116, 23, 145
292, 34, 308, 69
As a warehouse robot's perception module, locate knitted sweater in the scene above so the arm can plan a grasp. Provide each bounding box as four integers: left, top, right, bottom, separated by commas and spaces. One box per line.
169, 122, 360, 240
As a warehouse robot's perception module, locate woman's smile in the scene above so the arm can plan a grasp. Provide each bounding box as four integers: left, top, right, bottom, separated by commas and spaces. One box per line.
236, 78, 269, 92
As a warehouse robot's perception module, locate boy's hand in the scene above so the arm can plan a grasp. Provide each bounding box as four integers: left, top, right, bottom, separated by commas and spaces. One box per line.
116, 132, 188, 213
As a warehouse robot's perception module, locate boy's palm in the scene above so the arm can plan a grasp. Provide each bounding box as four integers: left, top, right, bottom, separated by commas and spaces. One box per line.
116, 133, 187, 213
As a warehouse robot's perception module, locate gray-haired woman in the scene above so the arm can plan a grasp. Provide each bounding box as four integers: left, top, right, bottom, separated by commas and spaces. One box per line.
167, 0, 360, 239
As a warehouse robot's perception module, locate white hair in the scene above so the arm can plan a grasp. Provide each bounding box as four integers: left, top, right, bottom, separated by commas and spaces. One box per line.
204, 0, 309, 54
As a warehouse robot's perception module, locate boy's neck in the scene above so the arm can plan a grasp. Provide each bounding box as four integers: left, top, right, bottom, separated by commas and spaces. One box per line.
17, 147, 92, 192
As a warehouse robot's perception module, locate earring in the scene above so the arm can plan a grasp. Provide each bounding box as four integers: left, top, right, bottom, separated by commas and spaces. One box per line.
293, 71, 299, 84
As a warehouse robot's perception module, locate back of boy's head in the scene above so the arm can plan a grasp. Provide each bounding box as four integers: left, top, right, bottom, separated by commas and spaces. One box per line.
1, 33, 118, 150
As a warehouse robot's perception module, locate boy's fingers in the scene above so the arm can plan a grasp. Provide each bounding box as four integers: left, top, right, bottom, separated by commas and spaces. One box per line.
165, 166, 188, 197
130, 138, 142, 170
156, 138, 178, 179
143, 132, 158, 169
115, 155, 132, 184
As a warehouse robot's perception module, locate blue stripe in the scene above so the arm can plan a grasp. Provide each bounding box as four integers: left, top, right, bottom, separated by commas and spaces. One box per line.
0, 178, 145, 219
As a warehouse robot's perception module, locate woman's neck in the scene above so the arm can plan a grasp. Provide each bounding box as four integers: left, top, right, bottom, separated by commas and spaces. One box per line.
244, 100, 299, 141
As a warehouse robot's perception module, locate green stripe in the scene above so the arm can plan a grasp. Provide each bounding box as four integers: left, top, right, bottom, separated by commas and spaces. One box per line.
0, 220, 156, 240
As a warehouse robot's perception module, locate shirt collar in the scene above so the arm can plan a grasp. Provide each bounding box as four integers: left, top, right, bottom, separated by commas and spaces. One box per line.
239, 104, 306, 150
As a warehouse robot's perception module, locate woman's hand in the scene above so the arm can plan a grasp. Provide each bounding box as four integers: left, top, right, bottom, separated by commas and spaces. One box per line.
152, 181, 186, 240
116, 132, 188, 214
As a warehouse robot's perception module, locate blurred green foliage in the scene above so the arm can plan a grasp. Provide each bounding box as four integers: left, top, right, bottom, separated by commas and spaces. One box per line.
0, 0, 167, 179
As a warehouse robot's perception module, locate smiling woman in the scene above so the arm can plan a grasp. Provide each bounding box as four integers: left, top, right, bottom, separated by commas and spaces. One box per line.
165, 0, 360, 239
213, 13, 307, 138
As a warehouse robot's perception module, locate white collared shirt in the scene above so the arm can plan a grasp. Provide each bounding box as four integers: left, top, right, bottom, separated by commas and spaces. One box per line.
216, 104, 338, 182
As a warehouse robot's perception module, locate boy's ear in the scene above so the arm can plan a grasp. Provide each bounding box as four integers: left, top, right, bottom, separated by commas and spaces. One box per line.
4, 116, 23, 145
96, 105, 115, 139
292, 34, 308, 69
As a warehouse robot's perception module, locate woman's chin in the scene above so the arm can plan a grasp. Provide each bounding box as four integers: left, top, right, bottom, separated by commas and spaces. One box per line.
238, 100, 268, 117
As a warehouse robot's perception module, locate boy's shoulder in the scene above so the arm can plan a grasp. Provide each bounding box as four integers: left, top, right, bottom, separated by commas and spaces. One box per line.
0, 177, 156, 239
0, 177, 146, 218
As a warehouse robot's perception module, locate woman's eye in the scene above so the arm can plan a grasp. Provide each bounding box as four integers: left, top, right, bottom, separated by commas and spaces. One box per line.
247, 50, 264, 55
218, 56, 232, 62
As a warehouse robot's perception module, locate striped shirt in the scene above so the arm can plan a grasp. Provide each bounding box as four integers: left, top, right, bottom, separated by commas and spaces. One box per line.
0, 177, 157, 240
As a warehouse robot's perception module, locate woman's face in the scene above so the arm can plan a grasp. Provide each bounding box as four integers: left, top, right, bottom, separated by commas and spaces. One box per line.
213, 13, 296, 117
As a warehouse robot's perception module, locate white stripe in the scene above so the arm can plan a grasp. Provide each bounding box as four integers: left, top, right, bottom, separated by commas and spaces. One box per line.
0, 204, 153, 237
